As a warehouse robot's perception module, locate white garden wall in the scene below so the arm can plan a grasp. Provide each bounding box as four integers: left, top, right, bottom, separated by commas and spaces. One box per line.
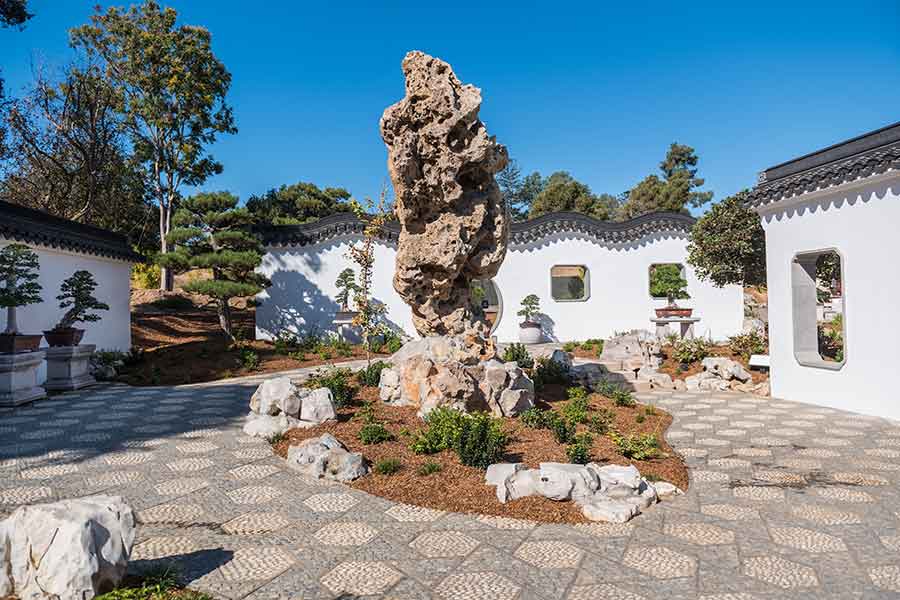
760, 173, 900, 419
256, 226, 743, 344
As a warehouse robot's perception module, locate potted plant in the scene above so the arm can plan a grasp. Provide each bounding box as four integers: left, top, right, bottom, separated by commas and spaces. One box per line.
333, 267, 359, 324
44, 270, 109, 347
517, 294, 542, 344
0, 244, 44, 353
650, 264, 692, 318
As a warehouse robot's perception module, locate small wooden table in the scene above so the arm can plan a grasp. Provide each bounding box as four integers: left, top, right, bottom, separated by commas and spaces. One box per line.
651, 317, 701, 340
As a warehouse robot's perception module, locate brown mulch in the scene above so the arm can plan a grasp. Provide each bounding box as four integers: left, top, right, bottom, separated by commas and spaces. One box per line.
274, 386, 688, 524
657, 344, 769, 385
122, 308, 387, 386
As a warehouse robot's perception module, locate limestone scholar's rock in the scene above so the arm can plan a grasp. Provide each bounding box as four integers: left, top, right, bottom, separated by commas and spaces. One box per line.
0, 495, 135, 599
301, 388, 337, 423
480, 359, 535, 417
286, 434, 367, 482
250, 376, 302, 417
702, 357, 752, 382
380, 51, 509, 339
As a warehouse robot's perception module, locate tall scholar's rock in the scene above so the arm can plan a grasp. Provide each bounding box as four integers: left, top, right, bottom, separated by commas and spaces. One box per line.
380, 50, 509, 340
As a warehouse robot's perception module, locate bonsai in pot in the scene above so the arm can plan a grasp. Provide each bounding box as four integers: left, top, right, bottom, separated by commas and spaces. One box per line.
650, 264, 692, 318
333, 267, 359, 323
44, 270, 109, 347
517, 294, 543, 344
0, 244, 44, 353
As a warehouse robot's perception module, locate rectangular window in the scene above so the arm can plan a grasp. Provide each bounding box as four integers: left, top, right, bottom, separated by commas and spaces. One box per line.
648, 263, 687, 299
792, 249, 846, 369
551, 265, 589, 301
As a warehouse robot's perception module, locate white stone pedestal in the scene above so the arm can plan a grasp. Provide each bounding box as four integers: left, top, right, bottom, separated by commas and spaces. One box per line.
0, 351, 46, 407
651, 317, 701, 340
45, 344, 97, 391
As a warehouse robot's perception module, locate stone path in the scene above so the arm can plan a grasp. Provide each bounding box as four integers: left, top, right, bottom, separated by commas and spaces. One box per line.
2, 366, 900, 599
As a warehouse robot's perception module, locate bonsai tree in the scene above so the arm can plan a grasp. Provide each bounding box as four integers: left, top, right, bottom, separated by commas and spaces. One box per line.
649, 264, 690, 306
0, 244, 42, 335
54, 270, 109, 329
157, 191, 271, 339
518, 294, 541, 324
335, 268, 358, 311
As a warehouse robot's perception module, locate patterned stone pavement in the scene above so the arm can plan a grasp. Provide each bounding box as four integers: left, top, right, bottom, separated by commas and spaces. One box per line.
2, 366, 900, 599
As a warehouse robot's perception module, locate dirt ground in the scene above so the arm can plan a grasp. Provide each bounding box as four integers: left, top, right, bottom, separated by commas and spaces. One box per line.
275, 385, 688, 524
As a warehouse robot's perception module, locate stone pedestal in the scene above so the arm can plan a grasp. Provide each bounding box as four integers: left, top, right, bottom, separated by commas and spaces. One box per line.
0, 351, 46, 407
651, 317, 701, 340
45, 344, 96, 391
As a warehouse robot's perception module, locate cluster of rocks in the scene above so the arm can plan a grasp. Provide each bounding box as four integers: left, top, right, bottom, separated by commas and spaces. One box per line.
285, 433, 367, 482
89, 355, 122, 381
0, 496, 134, 599
486, 463, 681, 523
379, 336, 535, 417
243, 376, 337, 438
686, 356, 768, 395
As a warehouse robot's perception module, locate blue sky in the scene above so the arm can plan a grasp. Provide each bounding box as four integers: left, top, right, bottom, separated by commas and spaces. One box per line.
2, 1, 899, 215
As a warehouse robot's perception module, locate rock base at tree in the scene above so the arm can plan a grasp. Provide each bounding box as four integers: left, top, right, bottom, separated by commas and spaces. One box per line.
486, 462, 682, 523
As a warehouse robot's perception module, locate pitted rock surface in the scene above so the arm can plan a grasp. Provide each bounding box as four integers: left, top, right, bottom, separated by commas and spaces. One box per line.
380, 50, 509, 339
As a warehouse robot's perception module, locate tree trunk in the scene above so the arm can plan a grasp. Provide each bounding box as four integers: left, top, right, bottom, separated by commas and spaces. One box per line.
218, 300, 233, 339
5, 306, 18, 335
158, 199, 175, 291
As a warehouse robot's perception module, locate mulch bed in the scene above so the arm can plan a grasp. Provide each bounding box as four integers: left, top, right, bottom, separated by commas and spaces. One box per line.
122, 308, 387, 386
657, 344, 769, 384
274, 385, 688, 524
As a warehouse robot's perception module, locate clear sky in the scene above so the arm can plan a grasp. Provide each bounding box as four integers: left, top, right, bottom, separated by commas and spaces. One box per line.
2, 1, 899, 214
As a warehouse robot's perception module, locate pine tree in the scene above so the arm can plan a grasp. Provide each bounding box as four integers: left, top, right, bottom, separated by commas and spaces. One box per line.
157, 191, 270, 338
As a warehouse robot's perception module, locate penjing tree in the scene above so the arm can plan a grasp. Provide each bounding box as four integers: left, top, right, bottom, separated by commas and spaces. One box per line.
157, 191, 270, 338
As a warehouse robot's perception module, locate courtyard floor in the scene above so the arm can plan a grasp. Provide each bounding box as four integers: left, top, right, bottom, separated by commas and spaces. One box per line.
2, 365, 900, 599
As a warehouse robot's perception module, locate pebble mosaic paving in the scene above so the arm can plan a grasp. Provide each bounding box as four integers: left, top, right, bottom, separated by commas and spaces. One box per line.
3, 364, 900, 598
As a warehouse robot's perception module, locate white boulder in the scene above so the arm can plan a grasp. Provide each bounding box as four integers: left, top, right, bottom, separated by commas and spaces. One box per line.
300, 388, 337, 423
702, 357, 752, 383
0, 496, 135, 600
286, 434, 367, 482
250, 376, 301, 417
242, 413, 309, 438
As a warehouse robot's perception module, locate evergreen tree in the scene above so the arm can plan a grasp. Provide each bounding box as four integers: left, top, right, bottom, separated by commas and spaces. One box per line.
622, 143, 713, 218
246, 181, 352, 225
529, 172, 621, 220
157, 191, 270, 338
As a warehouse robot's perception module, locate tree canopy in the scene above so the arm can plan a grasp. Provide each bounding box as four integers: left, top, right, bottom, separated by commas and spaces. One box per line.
71, 0, 236, 289
0, 0, 30, 28
686, 191, 766, 288
246, 181, 352, 225
621, 143, 713, 218
529, 171, 622, 220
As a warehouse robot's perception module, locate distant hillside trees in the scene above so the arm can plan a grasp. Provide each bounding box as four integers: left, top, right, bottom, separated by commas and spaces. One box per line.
246, 181, 353, 225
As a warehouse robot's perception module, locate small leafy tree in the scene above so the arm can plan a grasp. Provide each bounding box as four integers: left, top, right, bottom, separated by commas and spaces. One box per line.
55, 270, 109, 329
517, 294, 540, 323
0, 244, 42, 334
687, 191, 766, 288
649, 264, 690, 305
157, 191, 270, 338
348, 189, 392, 365
334, 268, 358, 311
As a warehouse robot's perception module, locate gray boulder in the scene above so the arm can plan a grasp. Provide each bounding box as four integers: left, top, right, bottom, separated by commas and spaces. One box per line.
581, 498, 639, 523
300, 388, 337, 423
0, 495, 135, 600
243, 413, 309, 438
286, 434, 367, 482
480, 360, 535, 417
702, 357, 752, 383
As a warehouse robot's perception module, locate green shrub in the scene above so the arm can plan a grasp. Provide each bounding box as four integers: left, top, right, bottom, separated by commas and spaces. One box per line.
149, 295, 194, 311
298, 331, 325, 353
307, 367, 356, 407
562, 386, 590, 424
562, 341, 579, 352
609, 432, 659, 460
455, 412, 509, 469
549, 413, 576, 444
373, 458, 402, 475
501, 343, 534, 369
566, 432, 593, 464
329, 337, 353, 357
358, 423, 395, 445
357, 360, 391, 387
595, 380, 635, 407
671, 337, 712, 364
589, 408, 615, 434
240, 348, 260, 371
287, 350, 308, 362
635, 413, 645, 423
728, 330, 768, 359
532, 356, 568, 389
317, 348, 333, 360
265, 432, 286, 445
582, 338, 604, 355
369, 329, 404, 354
409, 407, 468, 454
95, 566, 208, 600
130, 262, 161, 290
417, 461, 443, 476
273, 331, 299, 355
520, 407, 552, 429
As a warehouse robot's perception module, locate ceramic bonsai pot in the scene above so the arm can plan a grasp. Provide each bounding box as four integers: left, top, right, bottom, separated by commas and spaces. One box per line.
655, 307, 693, 319
43, 328, 85, 347
518, 321, 542, 344
0, 334, 43, 354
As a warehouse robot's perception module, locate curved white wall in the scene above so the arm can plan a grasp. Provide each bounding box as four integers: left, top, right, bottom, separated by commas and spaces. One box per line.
256, 231, 743, 343
760, 173, 900, 419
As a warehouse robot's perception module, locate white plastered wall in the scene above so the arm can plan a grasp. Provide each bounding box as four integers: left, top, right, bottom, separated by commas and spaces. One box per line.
759, 172, 900, 419
256, 231, 743, 344
0, 240, 133, 383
